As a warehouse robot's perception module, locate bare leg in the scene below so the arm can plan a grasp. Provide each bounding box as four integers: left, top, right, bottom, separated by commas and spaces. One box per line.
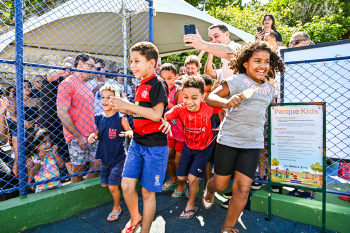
86, 159, 100, 179
107, 185, 122, 221
141, 187, 156, 233
223, 171, 252, 229
71, 164, 85, 183
121, 177, 142, 226
180, 174, 199, 218
172, 151, 186, 197
205, 162, 211, 187
163, 147, 178, 188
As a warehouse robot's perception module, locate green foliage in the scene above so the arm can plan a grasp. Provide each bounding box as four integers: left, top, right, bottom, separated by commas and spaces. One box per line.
271, 158, 280, 166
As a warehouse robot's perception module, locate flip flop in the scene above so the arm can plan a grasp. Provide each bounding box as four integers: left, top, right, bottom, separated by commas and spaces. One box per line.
122, 217, 142, 233
162, 181, 179, 191
107, 209, 122, 222
171, 186, 187, 198
179, 206, 198, 220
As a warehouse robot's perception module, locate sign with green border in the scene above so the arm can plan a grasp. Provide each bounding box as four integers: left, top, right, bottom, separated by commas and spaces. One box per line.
267, 102, 326, 232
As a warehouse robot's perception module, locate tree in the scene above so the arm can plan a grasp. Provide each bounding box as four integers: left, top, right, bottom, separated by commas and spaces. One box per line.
271, 158, 280, 175
310, 162, 323, 178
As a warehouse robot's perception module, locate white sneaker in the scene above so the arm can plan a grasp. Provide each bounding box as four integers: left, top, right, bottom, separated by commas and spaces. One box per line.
202, 182, 215, 209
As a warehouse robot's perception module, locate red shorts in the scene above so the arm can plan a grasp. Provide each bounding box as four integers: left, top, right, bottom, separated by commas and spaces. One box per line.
168, 138, 185, 153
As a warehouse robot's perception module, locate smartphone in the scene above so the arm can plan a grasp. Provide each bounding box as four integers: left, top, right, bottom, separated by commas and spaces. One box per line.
184, 24, 196, 35
257, 26, 263, 33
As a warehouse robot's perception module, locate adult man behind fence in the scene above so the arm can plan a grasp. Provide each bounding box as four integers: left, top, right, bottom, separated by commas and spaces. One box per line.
57, 53, 99, 184
40, 57, 73, 178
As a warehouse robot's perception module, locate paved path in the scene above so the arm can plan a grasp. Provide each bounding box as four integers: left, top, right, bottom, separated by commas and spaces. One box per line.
24, 190, 335, 233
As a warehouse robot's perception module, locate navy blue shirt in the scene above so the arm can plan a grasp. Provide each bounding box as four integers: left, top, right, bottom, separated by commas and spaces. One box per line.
95, 112, 126, 165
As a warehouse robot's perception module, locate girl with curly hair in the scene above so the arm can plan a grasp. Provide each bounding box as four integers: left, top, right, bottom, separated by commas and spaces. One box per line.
202, 41, 285, 233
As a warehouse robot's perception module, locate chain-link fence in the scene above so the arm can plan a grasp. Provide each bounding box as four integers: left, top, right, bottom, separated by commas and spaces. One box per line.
0, 0, 152, 199
255, 56, 350, 196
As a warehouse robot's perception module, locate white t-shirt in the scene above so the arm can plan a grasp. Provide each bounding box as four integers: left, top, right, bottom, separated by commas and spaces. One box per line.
221, 41, 241, 80
214, 69, 224, 82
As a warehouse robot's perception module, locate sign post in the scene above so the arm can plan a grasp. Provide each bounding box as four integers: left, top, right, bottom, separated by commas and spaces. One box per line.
267, 102, 326, 233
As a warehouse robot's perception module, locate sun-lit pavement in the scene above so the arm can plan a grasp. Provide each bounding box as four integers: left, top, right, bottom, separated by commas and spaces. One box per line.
23, 189, 335, 233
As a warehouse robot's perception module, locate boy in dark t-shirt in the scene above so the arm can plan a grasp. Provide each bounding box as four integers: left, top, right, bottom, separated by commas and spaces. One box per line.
109, 42, 170, 233
88, 84, 132, 222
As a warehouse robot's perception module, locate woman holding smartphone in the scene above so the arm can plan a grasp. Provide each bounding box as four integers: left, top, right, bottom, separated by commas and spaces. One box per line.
255, 14, 283, 46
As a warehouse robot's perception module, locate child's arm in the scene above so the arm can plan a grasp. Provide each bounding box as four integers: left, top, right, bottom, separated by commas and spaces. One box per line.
119, 116, 133, 139
110, 97, 165, 122
88, 129, 99, 144
206, 82, 244, 109
52, 145, 65, 169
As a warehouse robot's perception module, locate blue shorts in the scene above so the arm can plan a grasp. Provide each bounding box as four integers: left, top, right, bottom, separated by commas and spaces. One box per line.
122, 140, 168, 192
178, 143, 213, 178
100, 160, 125, 186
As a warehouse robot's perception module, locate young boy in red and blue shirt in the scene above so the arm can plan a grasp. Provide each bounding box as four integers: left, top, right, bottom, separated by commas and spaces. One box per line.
109, 42, 170, 233
165, 75, 214, 220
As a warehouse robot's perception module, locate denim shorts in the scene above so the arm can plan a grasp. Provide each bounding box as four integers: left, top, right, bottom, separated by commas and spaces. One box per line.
100, 159, 125, 186
122, 140, 168, 192
178, 142, 213, 178
67, 138, 98, 165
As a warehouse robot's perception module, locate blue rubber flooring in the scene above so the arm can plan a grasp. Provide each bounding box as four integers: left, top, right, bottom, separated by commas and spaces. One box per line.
23, 190, 336, 233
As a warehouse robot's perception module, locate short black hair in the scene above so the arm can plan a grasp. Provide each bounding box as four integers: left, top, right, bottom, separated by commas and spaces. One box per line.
74, 52, 93, 68
130, 42, 159, 67
201, 74, 213, 86
183, 75, 205, 94
160, 63, 177, 75
209, 24, 229, 33
264, 31, 278, 41
94, 58, 105, 67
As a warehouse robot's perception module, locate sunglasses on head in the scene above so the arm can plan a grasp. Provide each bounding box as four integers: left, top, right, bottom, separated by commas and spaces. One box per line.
288, 39, 308, 47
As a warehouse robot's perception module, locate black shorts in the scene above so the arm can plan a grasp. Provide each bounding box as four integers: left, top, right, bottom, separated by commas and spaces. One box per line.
214, 143, 260, 180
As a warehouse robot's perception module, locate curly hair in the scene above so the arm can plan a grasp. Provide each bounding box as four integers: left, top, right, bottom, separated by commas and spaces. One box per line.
182, 75, 205, 94
229, 41, 285, 80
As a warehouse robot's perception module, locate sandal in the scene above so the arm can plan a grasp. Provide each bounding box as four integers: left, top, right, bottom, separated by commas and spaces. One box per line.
121, 217, 142, 233
179, 206, 198, 220
107, 208, 121, 222
171, 186, 187, 198
339, 195, 350, 202
162, 180, 178, 191
221, 227, 239, 233
202, 180, 215, 209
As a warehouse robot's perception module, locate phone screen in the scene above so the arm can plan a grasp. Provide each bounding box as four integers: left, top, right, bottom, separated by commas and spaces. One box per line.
184, 24, 196, 35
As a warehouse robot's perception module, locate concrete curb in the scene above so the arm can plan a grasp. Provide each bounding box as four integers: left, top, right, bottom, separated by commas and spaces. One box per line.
0, 178, 126, 233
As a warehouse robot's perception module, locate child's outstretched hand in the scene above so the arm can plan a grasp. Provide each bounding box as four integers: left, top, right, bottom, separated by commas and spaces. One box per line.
88, 133, 99, 144
225, 94, 244, 108
110, 93, 130, 111
119, 130, 133, 139
159, 118, 172, 137
52, 145, 58, 152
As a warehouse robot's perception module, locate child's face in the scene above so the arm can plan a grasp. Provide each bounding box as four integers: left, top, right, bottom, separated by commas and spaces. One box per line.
183, 87, 204, 112
160, 70, 178, 90
37, 136, 51, 157
129, 51, 155, 79
101, 90, 115, 111
243, 50, 270, 84
203, 84, 212, 100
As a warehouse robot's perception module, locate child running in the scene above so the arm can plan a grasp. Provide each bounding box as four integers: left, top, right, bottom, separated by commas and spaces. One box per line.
160, 63, 187, 197
165, 75, 214, 219
88, 84, 133, 222
109, 42, 170, 233
28, 128, 65, 193
202, 41, 285, 233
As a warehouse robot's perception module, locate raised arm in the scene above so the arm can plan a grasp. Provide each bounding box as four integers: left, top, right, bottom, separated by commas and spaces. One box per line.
204, 53, 218, 79
184, 29, 233, 61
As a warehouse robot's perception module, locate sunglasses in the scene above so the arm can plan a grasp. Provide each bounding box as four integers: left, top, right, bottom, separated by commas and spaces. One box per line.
288, 39, 308, 47
96, 67, 105, 71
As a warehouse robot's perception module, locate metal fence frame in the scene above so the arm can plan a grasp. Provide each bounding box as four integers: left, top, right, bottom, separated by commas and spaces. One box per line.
0, 0, 153, 198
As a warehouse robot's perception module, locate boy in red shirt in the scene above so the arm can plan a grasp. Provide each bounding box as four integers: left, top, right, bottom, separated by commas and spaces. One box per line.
110, 42, 170, 233
165, 75, 213, 219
